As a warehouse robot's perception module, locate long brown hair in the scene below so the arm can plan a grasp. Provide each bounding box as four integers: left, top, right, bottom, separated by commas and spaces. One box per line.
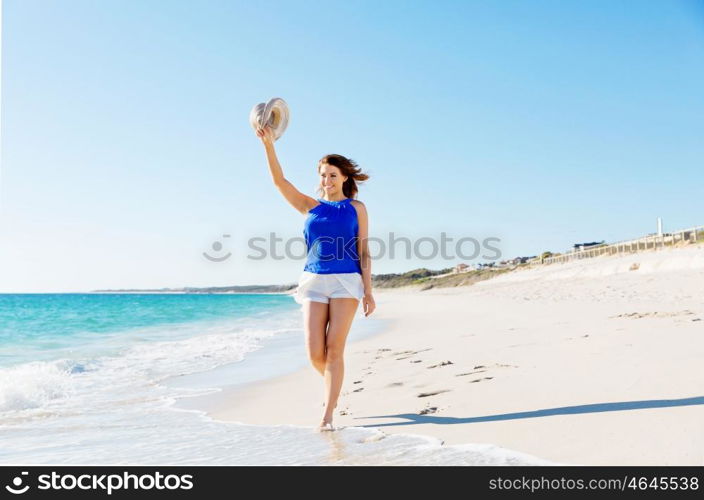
316, 154, 370, 199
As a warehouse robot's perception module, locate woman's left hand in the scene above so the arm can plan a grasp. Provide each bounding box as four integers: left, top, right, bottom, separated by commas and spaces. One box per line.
362, 292, 376, 317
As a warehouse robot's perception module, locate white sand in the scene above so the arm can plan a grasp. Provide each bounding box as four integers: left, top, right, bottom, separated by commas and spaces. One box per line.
198, 245, 704, 465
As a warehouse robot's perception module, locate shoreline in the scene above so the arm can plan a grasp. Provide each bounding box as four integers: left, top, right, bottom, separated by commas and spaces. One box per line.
185, 246, 704, 465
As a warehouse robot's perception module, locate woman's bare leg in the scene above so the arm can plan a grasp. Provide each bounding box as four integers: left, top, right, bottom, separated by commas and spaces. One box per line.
321, 297, 359, 426
302, 300, 329, 376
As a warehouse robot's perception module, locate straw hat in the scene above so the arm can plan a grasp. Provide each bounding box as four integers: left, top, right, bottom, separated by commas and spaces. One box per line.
249, 97, 290, 141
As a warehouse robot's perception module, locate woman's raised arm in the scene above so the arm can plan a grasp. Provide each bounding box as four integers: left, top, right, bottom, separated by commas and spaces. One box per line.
256, 126, 318, 215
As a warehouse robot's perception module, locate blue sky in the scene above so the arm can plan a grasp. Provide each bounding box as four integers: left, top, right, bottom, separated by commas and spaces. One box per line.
1, 0, 703, 292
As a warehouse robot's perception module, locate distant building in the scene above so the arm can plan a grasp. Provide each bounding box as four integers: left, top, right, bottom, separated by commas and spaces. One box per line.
493, 256, 536, 266
573, 240, 605, 252
454, 263, 468, 272
453, 263, 474, 273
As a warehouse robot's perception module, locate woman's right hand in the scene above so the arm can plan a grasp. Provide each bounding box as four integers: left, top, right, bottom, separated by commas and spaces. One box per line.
255, 125, 275, 148
362, 292, 376, 317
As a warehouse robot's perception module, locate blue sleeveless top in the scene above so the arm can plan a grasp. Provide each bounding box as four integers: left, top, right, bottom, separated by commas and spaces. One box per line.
303, 198, 361, 274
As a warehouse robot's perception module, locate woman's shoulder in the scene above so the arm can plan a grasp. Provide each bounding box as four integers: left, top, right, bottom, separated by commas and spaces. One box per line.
349, 199, 367, 216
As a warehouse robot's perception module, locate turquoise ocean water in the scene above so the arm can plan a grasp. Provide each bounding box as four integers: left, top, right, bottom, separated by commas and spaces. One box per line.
0, 293, 550, 465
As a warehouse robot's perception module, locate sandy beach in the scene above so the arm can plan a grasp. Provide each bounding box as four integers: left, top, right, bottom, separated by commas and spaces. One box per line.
193, 245, 704, 465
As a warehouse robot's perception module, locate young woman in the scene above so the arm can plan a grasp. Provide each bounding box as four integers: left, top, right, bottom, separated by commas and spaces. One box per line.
255, 125, 376, 432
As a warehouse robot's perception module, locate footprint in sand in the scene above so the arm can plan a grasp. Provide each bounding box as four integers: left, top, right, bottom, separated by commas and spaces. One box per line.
611, 310, 695, 319
417, 389, 451, 398
393, 348, 433, 360
457, 363, 517, 377
427, 361, 454, 369
457, 362, 517, 377
359, 432, 387, 443
392, 350, 415, 356
419, 406, 438, 415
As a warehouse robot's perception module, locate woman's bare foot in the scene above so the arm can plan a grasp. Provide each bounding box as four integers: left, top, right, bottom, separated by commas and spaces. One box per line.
318, 419, 335, 432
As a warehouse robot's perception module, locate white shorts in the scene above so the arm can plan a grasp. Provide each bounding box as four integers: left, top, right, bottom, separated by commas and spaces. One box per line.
294, 271, 365, 305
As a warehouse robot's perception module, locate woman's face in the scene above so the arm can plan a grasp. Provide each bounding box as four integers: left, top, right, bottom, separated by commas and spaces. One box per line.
318, 164, 348, 197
